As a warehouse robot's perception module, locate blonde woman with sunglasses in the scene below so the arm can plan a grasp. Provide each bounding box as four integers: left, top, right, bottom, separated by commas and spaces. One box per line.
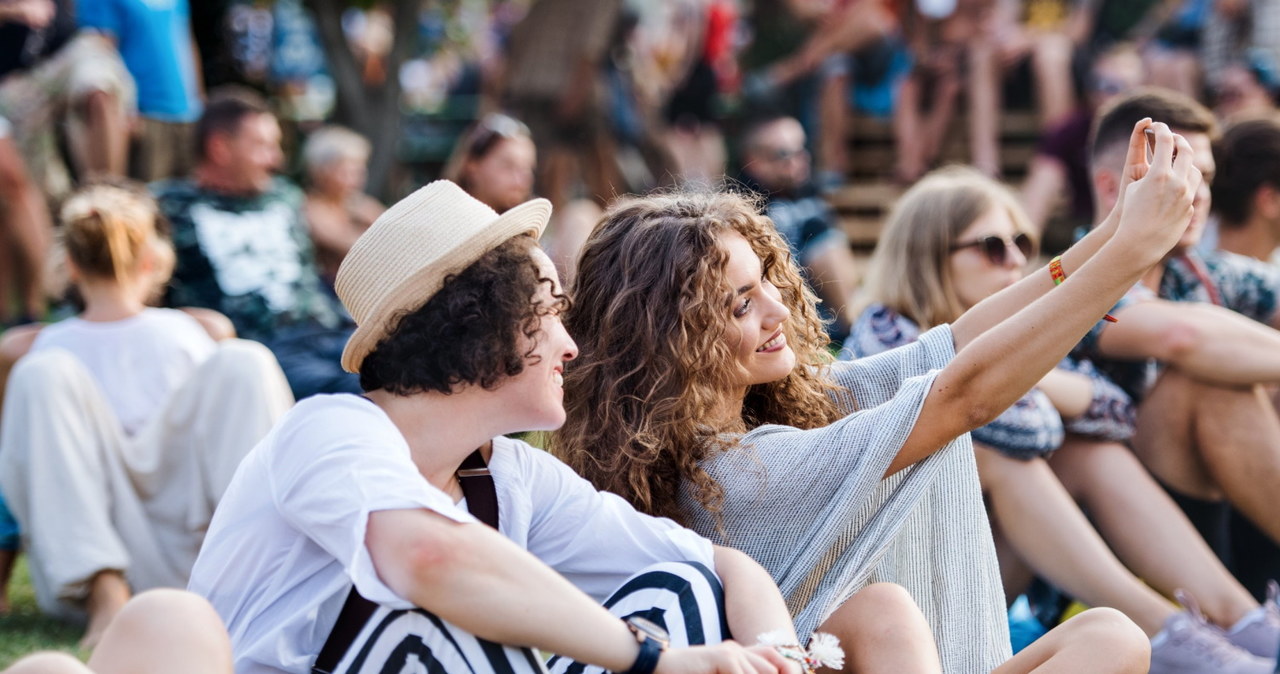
847, 166, 1276, 674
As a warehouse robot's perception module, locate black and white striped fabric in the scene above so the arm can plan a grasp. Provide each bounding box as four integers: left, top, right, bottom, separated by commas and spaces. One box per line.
329, 561, 728, 674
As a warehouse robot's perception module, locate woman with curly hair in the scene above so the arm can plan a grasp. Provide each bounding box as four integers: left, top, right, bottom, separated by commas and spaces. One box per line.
556, 121, 1199, 672
847, 166, 1276, 672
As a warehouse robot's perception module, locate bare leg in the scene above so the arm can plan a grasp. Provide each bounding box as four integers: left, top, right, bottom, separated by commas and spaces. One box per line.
920, 69, 960, 171
817, 71, 850, 182
966, 38, 1002, 177
976, 445, 1173, 635
815, 583, 941, 674
1134, 369, 1280, 544
1050, 435, 1258, 627
69, 91, 129, 180
992, 525, 1036, 605
994, 608, 1150, 673
86, 589, 232, 674
892, 73, 927, 183
0, 138, 52, 320
0, 548, 14, 614
79, 571, 131, 652
1029, 33, 1076, 127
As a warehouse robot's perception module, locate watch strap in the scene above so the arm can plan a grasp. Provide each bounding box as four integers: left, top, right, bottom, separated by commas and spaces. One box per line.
622, 632, 663, 674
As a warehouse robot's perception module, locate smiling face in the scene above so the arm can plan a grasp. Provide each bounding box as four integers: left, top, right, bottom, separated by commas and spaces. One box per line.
498, 247, 579, 431
946, 206, 1031, 311
718, 230, 797, 389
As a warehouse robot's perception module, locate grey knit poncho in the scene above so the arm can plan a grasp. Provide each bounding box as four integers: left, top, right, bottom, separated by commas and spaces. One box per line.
682, 325, 1010, 673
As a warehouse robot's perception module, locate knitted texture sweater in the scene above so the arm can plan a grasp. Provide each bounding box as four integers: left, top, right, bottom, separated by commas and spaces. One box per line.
682, 325, 1010, 673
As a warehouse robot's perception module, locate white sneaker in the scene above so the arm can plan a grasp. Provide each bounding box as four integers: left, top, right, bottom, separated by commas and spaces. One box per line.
1149, 591, 1273, 674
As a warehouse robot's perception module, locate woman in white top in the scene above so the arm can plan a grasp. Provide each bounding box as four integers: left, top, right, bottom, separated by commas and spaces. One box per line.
0, 182, 293, 649
556, 121, 1199, 672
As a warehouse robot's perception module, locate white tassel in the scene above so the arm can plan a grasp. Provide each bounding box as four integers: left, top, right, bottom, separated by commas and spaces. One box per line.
805, 632, 845, 671
756, 630, 793, 648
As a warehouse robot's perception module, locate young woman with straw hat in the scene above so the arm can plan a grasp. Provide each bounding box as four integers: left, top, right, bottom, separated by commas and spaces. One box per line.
187, 180, 927, 674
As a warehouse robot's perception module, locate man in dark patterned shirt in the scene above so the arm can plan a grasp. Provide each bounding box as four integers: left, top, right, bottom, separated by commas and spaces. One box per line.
1079, 88, 1280, 599
154, 87, 359, 399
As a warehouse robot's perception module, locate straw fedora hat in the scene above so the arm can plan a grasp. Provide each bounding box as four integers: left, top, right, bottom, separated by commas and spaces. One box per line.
335, 180, 551, 373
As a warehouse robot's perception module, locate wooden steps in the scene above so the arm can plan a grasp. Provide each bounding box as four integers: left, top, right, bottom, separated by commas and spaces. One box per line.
831, 109, 1044, 252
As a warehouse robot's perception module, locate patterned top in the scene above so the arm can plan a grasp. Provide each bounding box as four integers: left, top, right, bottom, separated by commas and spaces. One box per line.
683, 325, 1012, 672
1073, 249, 1280, 402
847, 304, 1135, 458
155, 178, 348, 343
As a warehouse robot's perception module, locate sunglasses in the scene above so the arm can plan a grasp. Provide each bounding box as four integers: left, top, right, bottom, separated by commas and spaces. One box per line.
950, 232, 1035, 266
466, 113, 531, 158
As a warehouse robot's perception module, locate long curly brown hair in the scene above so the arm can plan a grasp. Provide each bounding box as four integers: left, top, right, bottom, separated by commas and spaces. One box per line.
552, 190, 844, 525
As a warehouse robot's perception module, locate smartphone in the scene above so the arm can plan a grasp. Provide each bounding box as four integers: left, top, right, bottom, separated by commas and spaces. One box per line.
1145, 127, 1179, 164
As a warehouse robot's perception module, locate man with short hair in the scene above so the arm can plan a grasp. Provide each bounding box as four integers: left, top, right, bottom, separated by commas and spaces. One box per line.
1210, 116, 1280, 263
739, 114, 858, 342
1079, 88, 1280, 604
155, 87, 360, 399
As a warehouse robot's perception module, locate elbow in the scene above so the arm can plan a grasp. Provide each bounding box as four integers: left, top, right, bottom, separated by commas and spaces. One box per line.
400, 526, 474, 593
1156, 321, 1205, 365
936, 378, 1002, 434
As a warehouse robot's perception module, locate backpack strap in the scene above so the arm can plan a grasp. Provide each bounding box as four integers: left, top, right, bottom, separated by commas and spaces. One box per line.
313, 447, 497, 673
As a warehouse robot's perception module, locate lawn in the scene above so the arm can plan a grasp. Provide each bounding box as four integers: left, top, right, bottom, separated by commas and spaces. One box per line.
0, 556, 83, 669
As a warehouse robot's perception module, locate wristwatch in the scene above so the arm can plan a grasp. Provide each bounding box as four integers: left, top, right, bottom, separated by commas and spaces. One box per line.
622, 616, 669, 674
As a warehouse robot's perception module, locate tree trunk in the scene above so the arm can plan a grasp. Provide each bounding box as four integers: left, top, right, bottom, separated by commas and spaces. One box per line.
306, 0, 421, 200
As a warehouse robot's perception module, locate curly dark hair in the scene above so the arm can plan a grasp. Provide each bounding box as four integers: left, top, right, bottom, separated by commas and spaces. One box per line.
359, 234, 568, 394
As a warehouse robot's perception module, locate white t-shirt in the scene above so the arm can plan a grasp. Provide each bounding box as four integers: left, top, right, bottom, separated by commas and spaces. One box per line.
189, 394, 715, 674
31, 308, 216, 435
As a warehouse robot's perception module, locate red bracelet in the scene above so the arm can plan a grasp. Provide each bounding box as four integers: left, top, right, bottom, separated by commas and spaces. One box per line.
1049, 256, 1118, 323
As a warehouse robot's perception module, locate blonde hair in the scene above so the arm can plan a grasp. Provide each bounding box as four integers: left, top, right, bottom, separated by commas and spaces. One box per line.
553, 189, 843, 525
60, 182, 171, 287
857, 166, 1035, 328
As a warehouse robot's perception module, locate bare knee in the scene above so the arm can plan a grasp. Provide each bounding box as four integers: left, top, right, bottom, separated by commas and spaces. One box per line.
3, 652, 90, 674
1061, 608, 1150, 669
831, 582, 927, 635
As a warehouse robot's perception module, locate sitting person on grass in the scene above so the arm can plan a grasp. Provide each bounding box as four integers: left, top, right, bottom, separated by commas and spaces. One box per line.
0, 182, 293, 649
189, 180, 942, 674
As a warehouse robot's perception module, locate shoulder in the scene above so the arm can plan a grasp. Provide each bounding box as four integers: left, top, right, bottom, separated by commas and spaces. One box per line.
270, 395, 404, 464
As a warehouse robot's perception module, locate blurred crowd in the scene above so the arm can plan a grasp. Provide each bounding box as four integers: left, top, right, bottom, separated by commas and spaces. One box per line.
4, 0, 1280, 671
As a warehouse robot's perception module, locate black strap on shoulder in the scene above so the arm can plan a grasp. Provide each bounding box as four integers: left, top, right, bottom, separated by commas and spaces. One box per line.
313, 448, 498, 673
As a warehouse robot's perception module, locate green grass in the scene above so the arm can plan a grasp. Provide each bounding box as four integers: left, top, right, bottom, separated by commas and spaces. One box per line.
0, 556, 84, 669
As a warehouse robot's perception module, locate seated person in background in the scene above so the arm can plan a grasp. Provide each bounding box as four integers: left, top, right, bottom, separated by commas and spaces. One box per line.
77, 0, 204, 181
0, 182, 293, 650
846, 166, 1277, 672
155, 87, 361, 399
189, 180, 936, 674
738, 114, 859, 343
0, 0, 132, 196
1080, 88, 1280, 601
1207, 116, 1280, 263
444, 112, 600, 287
301, 125, 385, 286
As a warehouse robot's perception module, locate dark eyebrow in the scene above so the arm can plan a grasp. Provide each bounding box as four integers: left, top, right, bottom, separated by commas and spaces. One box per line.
736, 282, 755, 296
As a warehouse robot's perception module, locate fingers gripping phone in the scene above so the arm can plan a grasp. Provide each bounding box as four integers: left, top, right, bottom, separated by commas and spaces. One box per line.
1145, 127, 1179, 164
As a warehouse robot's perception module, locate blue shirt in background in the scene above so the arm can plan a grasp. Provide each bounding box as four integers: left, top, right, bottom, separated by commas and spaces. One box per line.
79, 0, 202, 122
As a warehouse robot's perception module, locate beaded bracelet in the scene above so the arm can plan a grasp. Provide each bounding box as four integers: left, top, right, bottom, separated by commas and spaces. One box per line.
1049, 255, 1119, 323
757, 631, 845, 674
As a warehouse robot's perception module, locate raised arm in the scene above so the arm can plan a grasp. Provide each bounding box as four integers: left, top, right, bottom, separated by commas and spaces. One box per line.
367, 508, 786, 674
884, 122, 1200, 473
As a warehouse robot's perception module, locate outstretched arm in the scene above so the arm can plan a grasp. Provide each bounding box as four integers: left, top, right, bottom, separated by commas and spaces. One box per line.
885, 121, 1200, 474
368, 509, 786, 674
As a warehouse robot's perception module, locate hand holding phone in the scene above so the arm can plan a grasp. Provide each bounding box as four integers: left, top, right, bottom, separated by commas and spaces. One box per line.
1145, 127, 1179, 164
